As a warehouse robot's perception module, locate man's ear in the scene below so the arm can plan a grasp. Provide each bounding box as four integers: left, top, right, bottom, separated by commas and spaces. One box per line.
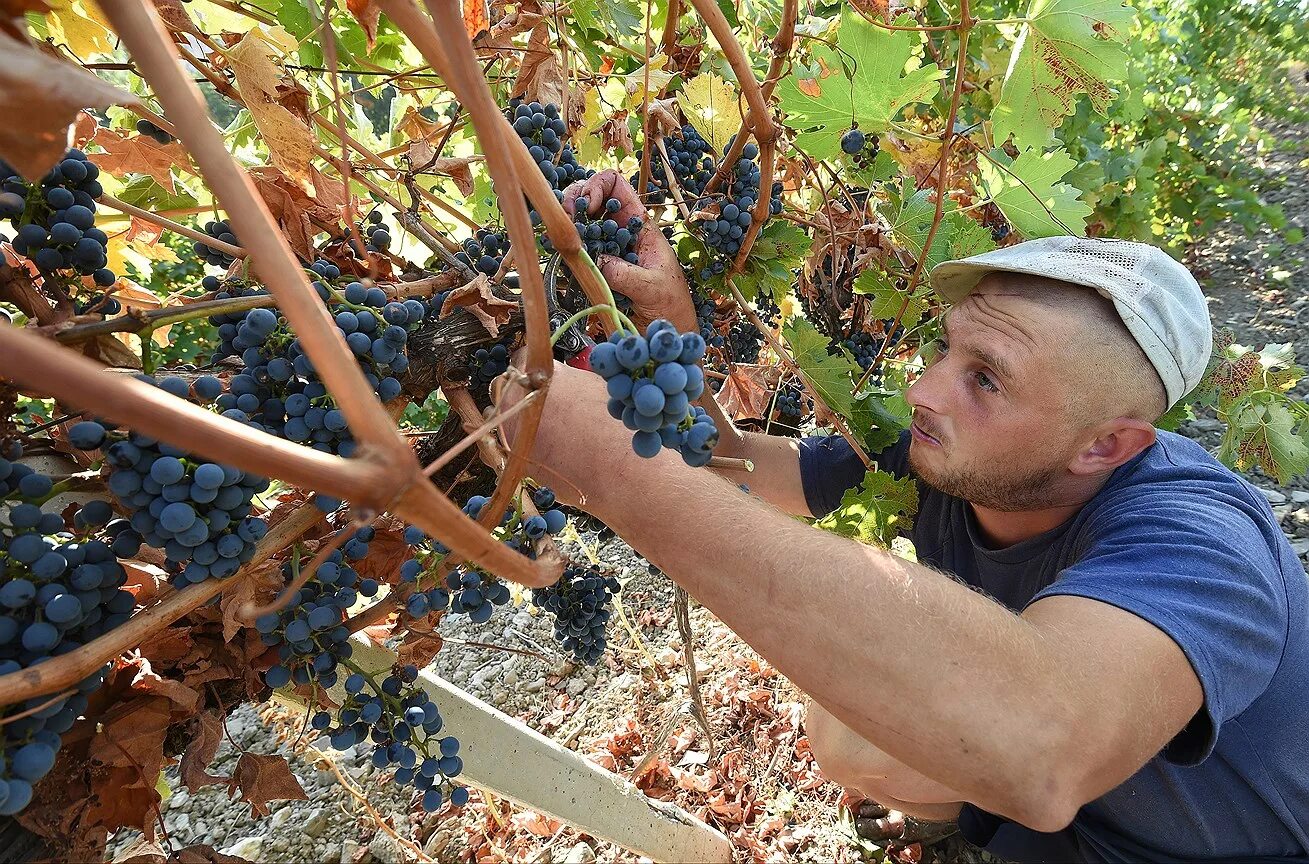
1069, 420, 1156, 475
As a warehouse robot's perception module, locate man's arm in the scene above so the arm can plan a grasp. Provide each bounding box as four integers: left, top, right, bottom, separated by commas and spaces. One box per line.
507, 362, 1201, 831
707, 429, 814, 519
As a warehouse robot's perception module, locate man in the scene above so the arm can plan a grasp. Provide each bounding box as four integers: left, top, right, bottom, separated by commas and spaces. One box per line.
504, 170, 1309, 862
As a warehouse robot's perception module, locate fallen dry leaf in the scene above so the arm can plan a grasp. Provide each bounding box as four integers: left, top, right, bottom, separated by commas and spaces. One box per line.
441, 274, 517, 337
228, 752, 308, 818
0, 32, 140, 181
88, 108, 195, 195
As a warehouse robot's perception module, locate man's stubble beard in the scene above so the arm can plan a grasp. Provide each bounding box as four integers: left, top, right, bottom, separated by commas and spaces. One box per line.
906, 440, 1068, 512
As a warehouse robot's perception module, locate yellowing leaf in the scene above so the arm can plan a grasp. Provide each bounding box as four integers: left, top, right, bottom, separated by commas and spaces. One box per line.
623, 55, 674, 109
677, 72, 743, 154
46, 0, 116, 56
226, 30, 314, 185
992, 0, 1136, 150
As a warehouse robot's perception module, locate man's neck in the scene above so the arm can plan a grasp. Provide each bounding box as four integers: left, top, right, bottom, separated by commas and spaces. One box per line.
968, 474, 1114, 550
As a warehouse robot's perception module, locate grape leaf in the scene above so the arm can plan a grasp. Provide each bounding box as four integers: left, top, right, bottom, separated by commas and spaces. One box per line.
89, 126, 194, 194
677, 72, 741, 154
852, 270, 930, 330
1223, 401, 1309, 486
228, 752, 307, 819
782, 317, 857, 419
736, 220, 809, 303
945, 210, 997, 260
979, 147, 1091, 238
816, 468, 919, 549
992, 0, 1135, 151
45, 0, 116, 56
882, 178, 959, 271
226, 30, 315, 184
776, 10, 944, 161
117, 174, 200, 211
848, 390, 912, 453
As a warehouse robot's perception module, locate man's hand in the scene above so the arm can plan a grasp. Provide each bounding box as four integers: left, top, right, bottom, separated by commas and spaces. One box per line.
562, 170, 697, 334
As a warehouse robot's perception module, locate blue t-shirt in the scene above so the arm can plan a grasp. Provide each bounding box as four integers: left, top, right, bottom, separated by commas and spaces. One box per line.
799, 429, 1309, 862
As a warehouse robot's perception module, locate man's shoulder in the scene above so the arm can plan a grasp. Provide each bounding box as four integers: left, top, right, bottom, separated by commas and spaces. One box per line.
1093, 429, 1272, 516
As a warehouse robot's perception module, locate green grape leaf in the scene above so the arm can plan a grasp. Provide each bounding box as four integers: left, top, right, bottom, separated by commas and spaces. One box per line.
991, 0, 1136, 151
848, 390, 912, 453
782, 317, 857, 419
117, 174, 200, 211
776, 10, 944, 161
816, 468, 919, 548
945, 210, 997, 260
852, 270, 930, 331
979, 147, 1091, 238
1221, 401, 1309, 486
1153, 399, 1195, 433
735, 220, 809, 303
882, 179, 959, 271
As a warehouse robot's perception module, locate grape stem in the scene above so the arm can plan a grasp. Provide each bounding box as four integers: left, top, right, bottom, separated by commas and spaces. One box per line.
549, 304, 615, 345
97, 194, 246, 260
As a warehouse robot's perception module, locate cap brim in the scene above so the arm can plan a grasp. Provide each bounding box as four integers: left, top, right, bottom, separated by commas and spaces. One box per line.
928, 260, 1009, 304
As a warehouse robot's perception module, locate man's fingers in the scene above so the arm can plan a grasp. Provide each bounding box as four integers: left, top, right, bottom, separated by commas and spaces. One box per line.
634, 222, 679, 269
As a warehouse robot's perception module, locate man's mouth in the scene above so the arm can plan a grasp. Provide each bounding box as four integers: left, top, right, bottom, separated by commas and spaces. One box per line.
910, 421, 940, 446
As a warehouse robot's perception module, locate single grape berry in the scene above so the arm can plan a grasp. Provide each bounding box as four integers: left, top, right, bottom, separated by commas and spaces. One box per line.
841, 128, 865, 155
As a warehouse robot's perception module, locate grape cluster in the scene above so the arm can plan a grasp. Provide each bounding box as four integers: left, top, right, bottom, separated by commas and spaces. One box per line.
590, 320, 719, 465
193, 219, 239, 269
531, 563, 620, 665
467, 342, 511, 391
841, 128, 881, 170
309, 257, 343, 282
1, 443, 142, 815
68, 376, 270, 586
73, 293, 121, 317
135, 119, 175, 145
455, 227, 508, 278
841, 331, 879, 372
774, 383, 806, 425
211, 281, 425, 457
691, 140, 783, 279
1, 150, 114, 286
505, 98, 592, 221
693, 291, 725, 349
318, 664, 469, 812
256, 537, 377, 690
727, 318, 762, 364
352, 211, 391, 255
639, 124, 715, 205
555, 195, 643, 265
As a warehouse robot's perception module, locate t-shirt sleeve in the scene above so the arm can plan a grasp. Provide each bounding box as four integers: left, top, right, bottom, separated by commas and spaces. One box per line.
797, 429, 911, 518
1025, 494, 1290, 766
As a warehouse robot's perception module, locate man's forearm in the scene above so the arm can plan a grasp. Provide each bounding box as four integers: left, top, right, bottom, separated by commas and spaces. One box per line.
708, 429, 812, 518
586, 450, 1073, 828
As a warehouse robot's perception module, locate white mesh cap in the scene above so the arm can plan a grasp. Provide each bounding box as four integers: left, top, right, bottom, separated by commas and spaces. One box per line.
929, 236, 1213, 411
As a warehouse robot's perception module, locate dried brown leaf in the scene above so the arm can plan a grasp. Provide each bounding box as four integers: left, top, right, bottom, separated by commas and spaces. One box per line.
228, 752, 308, 818
130, 656, 201, 713
226, 33, 314, 185
0, 32, 140, 181
346, 0, 380, 50
173, 845, 255, 864
600, 112, 635, 155
218, 557, 284, 642
89, 125, 193, 194
149, 0, 201, 36
513, 25, 566, 109
442, 274, 517, 337
86, 333, 144, 369
89, 694, 173, 768
179, 711, 230, 791
348, 517, 412, 587
419, 153, 480, 197
464, 0, 489, 38
249, 166, 340, 261
718, 363, 781, 421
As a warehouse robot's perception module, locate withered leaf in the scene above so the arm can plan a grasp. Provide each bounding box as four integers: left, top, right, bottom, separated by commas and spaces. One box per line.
513, 25, 566, 109
149, 0, 201, 36
89, 694, 172, 768
463, 0, 489, 38
89, 125, 193, 194
397, 625, 445, 670
226, 33, 314, 185
347, 516, 412, 587
249, 166, 340, 261
179, 711, 229, 791
600, 112, 635, 155
441, 274, 517, 337
130, 656, 201, 713
346, 0, 380, 51
228, 752, 308, 818
718, 363, 782, 422
218, 557, 283, 642
0, 32, 140, 182
410, 149, 480, 197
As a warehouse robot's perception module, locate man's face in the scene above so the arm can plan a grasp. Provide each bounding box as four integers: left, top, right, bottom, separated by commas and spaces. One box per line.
903, 277, 1083, 512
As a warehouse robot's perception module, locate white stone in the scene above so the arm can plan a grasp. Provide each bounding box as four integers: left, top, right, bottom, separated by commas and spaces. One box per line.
341, 839, 361, 863
170, 789, 190, 809
368, 833, 402, 864
303, 808, 330, 837
563, 842, 597, 864
566, 677, 588, 696
1291, 538, 1309, 557
1259, 488, 1288, 505
169, 813, 191, 833
269, 805, 295, 831
221, 837, 264, 860
524, 677, 547, 693
1291, 491, 1309, 504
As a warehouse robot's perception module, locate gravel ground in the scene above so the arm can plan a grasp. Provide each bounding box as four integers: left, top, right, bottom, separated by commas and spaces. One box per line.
101, 76, 1309, 864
